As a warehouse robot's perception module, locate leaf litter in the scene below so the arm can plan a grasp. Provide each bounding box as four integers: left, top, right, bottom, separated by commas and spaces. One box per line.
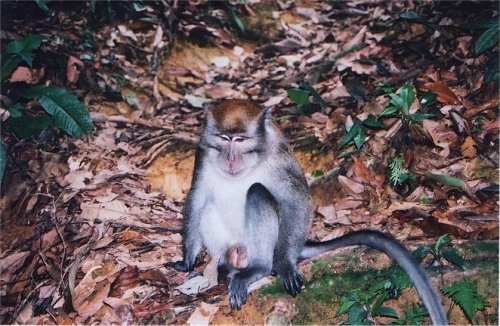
0, 1, 498, 324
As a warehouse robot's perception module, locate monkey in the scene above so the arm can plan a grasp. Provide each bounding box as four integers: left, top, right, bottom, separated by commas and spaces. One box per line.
170, 99, 447, 325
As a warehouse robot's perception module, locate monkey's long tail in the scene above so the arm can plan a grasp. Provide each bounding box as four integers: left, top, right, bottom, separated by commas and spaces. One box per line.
300, 230, 448, 326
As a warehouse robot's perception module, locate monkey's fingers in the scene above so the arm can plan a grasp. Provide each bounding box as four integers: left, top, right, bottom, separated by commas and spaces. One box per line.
166, 260, 192, 272
281, 269, 303, 296
228, 277, 248, 309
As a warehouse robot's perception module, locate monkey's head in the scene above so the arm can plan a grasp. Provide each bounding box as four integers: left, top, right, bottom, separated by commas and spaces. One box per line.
201, 99, 276, 177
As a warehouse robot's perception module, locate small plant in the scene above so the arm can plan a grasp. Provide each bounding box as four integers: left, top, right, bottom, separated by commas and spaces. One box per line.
338, 83, 433, 151
287, 81, 326, 114
388, 155, 416, 187
1, 35, 94, 185
336, 268, 414, 324
1, 34, 43, 81
378, 83, 433, 124
412, 234, 466, 270
391, 304, 429, 325
465, 17, 500, 55
442, 280, 490, 324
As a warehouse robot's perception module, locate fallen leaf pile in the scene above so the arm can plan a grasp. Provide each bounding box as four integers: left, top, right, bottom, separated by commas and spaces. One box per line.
0, 1, 498, 324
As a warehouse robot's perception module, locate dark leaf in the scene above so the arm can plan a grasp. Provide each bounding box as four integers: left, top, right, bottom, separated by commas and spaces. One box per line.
23, 85, 93, 138
363, 115, 385, 128
442, 248, 466, 270
475, 24, 500, 55
287, 88, 310, 106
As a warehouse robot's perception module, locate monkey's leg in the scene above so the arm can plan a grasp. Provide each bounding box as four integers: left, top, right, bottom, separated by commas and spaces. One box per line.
217, 263, 232, 285
228, 183, 278, 309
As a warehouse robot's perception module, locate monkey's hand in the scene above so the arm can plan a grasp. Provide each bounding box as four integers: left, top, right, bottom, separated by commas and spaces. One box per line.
166, 260, 193, 272
277, 266, 303, 296
228, 274, 249, 310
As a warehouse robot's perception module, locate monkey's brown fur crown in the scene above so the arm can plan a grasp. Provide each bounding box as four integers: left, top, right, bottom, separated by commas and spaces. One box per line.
209, 99, 264, 134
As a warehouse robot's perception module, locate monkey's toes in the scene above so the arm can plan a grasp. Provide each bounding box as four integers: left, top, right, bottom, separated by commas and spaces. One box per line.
228, 279, 248, 309
282, 270, 303, 296
167, 260, 191, 272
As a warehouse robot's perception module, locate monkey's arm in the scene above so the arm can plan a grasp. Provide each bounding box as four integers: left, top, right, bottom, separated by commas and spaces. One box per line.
170, 150, 205, 272
170, 197, 203, 271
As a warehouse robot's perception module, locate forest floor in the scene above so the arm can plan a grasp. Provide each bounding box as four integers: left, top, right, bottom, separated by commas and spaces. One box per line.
0, 1, 498, 325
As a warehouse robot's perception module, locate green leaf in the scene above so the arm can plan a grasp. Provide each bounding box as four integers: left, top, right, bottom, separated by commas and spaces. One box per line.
34, 0, 50, 14
0, 141, 6, 186
23, 85, 93, 138
7, 103, 24, 118
300, 81, 327, 108
362, 115, 385, 128
389, 93, 405, 110
464, 17, 499, 30
311, 169, 324, 178
425, 172, 465, 188
287, 88, 310, 106
420, 92, 437, 106
348, 305, 368, 325
442, 248, 466, 270
410, 112, 433, 122
232, 12, 245, 33
1, 55, 22, 81
6, 34, 43, 66
442, 280, 490, 324
435, 234, 452, 252
475, 24, 500, 55
374, 81, 395, 94
399, 84, 415, 116
338, 122, 365, 150
353, 125, 366, 149
5, 114, 52, 138
410, 113, 434, 123
371, 289, 389, 314
395, 304, 429, 325
377, 306, 399, 318
412, 245, 432, 263
336, 298, 358, 316
399, 11, 428, 24
379, 105, 399, 118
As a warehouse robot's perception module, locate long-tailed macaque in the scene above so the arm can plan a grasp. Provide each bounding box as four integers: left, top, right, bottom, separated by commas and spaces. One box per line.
171, 99, 447, 325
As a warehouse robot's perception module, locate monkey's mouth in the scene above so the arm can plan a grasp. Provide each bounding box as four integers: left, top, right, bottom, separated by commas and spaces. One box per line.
224, 167, 245, 177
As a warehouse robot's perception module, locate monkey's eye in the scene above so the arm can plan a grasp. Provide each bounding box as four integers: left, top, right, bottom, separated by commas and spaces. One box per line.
233, 136, 246, 142
219, 135, 231, 142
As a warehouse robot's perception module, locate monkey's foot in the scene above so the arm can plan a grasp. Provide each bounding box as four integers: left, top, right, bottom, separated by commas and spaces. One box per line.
280, 269, 303, 296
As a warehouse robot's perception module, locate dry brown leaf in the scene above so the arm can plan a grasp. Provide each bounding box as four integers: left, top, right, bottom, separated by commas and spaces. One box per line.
67, 55, 84, 83
338, 175, 365, 195
334, 197, 364, 210
9, 66, 45, 83
422, 82, 460, 104
73, 260, 123, 320
352, 157, 373, 184
422, 119, 459, 149
187, 302, 219, 326
461, 136, 476, 158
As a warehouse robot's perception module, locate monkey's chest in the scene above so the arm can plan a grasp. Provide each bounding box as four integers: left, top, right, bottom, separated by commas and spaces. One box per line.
199, 188, 248, 257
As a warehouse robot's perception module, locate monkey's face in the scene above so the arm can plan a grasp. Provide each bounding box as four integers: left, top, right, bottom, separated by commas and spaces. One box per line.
208, 133, 261, 177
